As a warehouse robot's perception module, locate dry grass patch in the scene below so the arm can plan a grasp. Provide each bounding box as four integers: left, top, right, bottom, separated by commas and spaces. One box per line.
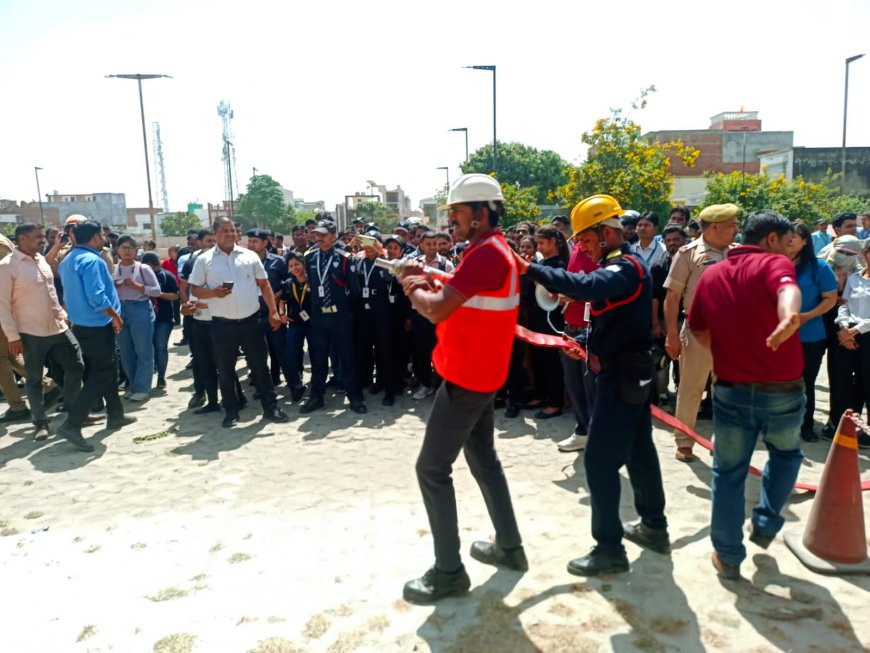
326, 629, 365, 653
366, 615, 389, 633
146, 586, 189, 602
131, 542, 147, 550
228, 552, 252, 564
23, 511, 43, 519
303, 613, 331, 639
76, 625, 97, 642
247, 638, 303, 653
153, 632, 196, 653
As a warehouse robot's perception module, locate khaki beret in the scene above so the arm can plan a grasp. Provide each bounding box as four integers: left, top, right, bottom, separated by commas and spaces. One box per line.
698, 203, 739, 223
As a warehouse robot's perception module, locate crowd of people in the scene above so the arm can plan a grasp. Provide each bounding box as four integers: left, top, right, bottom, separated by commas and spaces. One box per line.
0, 174, 867, 594
0, 205, 867, 452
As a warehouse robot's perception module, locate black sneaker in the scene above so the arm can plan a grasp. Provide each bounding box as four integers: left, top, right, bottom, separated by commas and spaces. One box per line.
0, 407, 31, 423
748, 526, 774, 550
106, 416, 138, 431
820, 423, 835, 441
349, 400, 367, 414
187, 394, 206, 409
193, 403, 221, 415
58, 422, 95, 452
300, 396, 325, 415
263, 407, 289, 423
469, 541, 528, 571
290, 385, 307, 402
504, 404, 521, 419
221, 414, 239, 428
567, 546, 629, 576
622, 521, 671, 554
403, 566, 471, 604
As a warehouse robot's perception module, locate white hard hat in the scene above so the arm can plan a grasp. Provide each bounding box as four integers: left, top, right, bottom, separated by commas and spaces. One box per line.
439, 173, 504, 210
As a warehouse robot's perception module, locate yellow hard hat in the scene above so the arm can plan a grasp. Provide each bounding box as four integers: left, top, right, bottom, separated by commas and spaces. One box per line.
569, 195, 624, 238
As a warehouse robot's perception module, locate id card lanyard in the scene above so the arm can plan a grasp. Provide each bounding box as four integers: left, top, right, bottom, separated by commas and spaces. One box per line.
292, 281, 310, 321
315, 250, 334, 297
362, 259, 375, 298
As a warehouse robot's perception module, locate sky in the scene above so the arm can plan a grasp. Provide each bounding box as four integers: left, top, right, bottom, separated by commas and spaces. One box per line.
2, 0, 869, 214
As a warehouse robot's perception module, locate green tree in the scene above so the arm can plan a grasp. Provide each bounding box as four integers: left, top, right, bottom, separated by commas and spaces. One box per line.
554, 109, 699, 216
159, 212, 202, 237
295, 209, 318, 225
698, 170, 869, 224
238, 174, 294, 232
354, 201, 398, 232
501, 182, 540, 226
461, 141, 569, 204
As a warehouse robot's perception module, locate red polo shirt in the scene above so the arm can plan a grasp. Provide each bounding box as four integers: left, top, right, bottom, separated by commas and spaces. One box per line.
688, 245, 803, 383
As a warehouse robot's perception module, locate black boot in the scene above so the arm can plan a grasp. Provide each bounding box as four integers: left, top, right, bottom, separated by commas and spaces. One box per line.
469, 541, 528, 571
567, 546, 629, 576
300, 395, 325, 414
622, 521, 670, 554
403, 566, 470, 604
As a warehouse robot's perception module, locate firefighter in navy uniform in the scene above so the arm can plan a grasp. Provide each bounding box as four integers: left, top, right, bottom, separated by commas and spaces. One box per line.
352, 233, 397, 406
300, 219, 367, 414
518, 194, 669, 576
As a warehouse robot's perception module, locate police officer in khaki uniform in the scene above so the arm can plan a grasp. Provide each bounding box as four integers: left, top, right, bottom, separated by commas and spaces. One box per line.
663, 203, 739, 462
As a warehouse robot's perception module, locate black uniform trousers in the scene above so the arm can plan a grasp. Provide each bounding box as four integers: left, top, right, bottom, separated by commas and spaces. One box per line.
585, 367, 667, 551
309, 312, 361, 401
354, 307, 394, 395
66, 324, 125, 429
190, 319, 218, 406
210, 313, 276, 416
416, 381, 523, 572
562, 326, 591, 435
411, 312, 437, 388
259, 316, 293, 386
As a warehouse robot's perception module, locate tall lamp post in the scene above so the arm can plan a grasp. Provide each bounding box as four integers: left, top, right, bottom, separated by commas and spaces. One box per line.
449, 127, 469, 162
464, 65, 496, 174
106, 73, 171, 242
34, 166, 45, 225
436, 166, 450, 190
842, 54, 865, 184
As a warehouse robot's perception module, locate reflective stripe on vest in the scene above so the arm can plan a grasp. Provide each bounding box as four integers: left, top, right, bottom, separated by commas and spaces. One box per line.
461, 235, 519, 311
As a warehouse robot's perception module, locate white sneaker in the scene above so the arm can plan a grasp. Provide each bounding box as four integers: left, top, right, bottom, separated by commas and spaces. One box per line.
557, 433, 588, 452
128, 392, 149, 402
413, 386, 433, 400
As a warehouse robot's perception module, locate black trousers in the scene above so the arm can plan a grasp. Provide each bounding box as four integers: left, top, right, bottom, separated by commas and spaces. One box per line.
20, 330, 84, 427
829, 333, 870, 425
210, 314, 276, 416
801, 340, 827, 430
416, 381, 523, 571
502, 338, 528, 406
354, 308, 393, 395
530, 345, 564, 409
411, 313, 437, 388
585, 368, 667, 550
562, 327, 590, 434
388, 317, 412, 396
190, 319, 218, 405
259, 316, 293, 386
309, 312, 360, 400
67, 324, 124, 429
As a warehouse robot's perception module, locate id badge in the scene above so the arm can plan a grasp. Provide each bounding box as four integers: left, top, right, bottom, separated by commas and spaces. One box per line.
364, 302, 371, 310
362, 287, 370, 298
318, 286, 325, 297
388, 295, 395, 304
299, 310, 310, 321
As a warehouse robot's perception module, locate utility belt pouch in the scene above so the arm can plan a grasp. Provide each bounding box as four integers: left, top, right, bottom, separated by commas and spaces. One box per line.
617, 350, 653, 405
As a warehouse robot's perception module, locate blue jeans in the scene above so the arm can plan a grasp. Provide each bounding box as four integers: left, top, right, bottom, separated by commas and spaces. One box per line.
153, 321, 173, 383
118, 300, 155, 395
285, 322, 311, 390
711, 384, 805, 565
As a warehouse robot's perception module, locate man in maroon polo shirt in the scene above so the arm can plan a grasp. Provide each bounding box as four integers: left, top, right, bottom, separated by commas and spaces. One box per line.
688, 210, 803, 580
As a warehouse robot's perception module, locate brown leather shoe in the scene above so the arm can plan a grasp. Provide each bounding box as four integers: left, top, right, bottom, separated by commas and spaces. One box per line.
675, 447, 697, 463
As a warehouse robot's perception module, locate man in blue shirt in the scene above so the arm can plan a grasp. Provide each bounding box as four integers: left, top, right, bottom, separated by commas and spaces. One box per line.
58, 220, 135, 451
811, 219, 832, 255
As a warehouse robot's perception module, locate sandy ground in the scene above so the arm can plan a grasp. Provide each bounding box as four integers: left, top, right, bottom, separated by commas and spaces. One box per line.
0, 334, 868, 653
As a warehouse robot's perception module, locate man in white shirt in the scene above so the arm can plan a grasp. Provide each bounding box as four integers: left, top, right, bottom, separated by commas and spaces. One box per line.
630, 212, 667, 268
189, 217, 288, 428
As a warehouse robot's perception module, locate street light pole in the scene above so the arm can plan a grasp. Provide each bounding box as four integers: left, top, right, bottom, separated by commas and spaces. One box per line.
842, 54, 865, 184
465, 66, 496, 174
437, 166, 450, 189
106, 73, 171, 242
449, 127, 469, 162
34, 167, 45, 226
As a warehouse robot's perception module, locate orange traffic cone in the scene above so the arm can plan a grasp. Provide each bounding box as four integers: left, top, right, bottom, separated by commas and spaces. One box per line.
785, 410, 870, 575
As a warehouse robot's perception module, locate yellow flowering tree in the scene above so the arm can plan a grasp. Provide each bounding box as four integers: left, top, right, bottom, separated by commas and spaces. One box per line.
553, 108, 698, 216
700, 170, 869, 223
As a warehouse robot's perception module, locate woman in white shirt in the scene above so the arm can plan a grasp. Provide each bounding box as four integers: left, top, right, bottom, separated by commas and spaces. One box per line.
832, 238, 870, 447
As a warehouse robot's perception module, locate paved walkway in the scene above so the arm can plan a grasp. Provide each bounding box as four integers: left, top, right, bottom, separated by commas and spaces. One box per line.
0, 338, 868, 653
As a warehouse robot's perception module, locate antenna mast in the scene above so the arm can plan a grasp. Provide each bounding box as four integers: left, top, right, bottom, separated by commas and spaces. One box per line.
217, 100, 236, 217
152, 121, 169, 214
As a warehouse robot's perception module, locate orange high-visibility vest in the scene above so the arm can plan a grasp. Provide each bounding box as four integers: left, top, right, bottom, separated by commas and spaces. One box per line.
433, 233, 520, 392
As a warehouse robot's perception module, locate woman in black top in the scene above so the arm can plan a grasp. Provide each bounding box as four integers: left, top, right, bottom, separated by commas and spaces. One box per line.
526, 226, 570, 419
281, 252, 312, 402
